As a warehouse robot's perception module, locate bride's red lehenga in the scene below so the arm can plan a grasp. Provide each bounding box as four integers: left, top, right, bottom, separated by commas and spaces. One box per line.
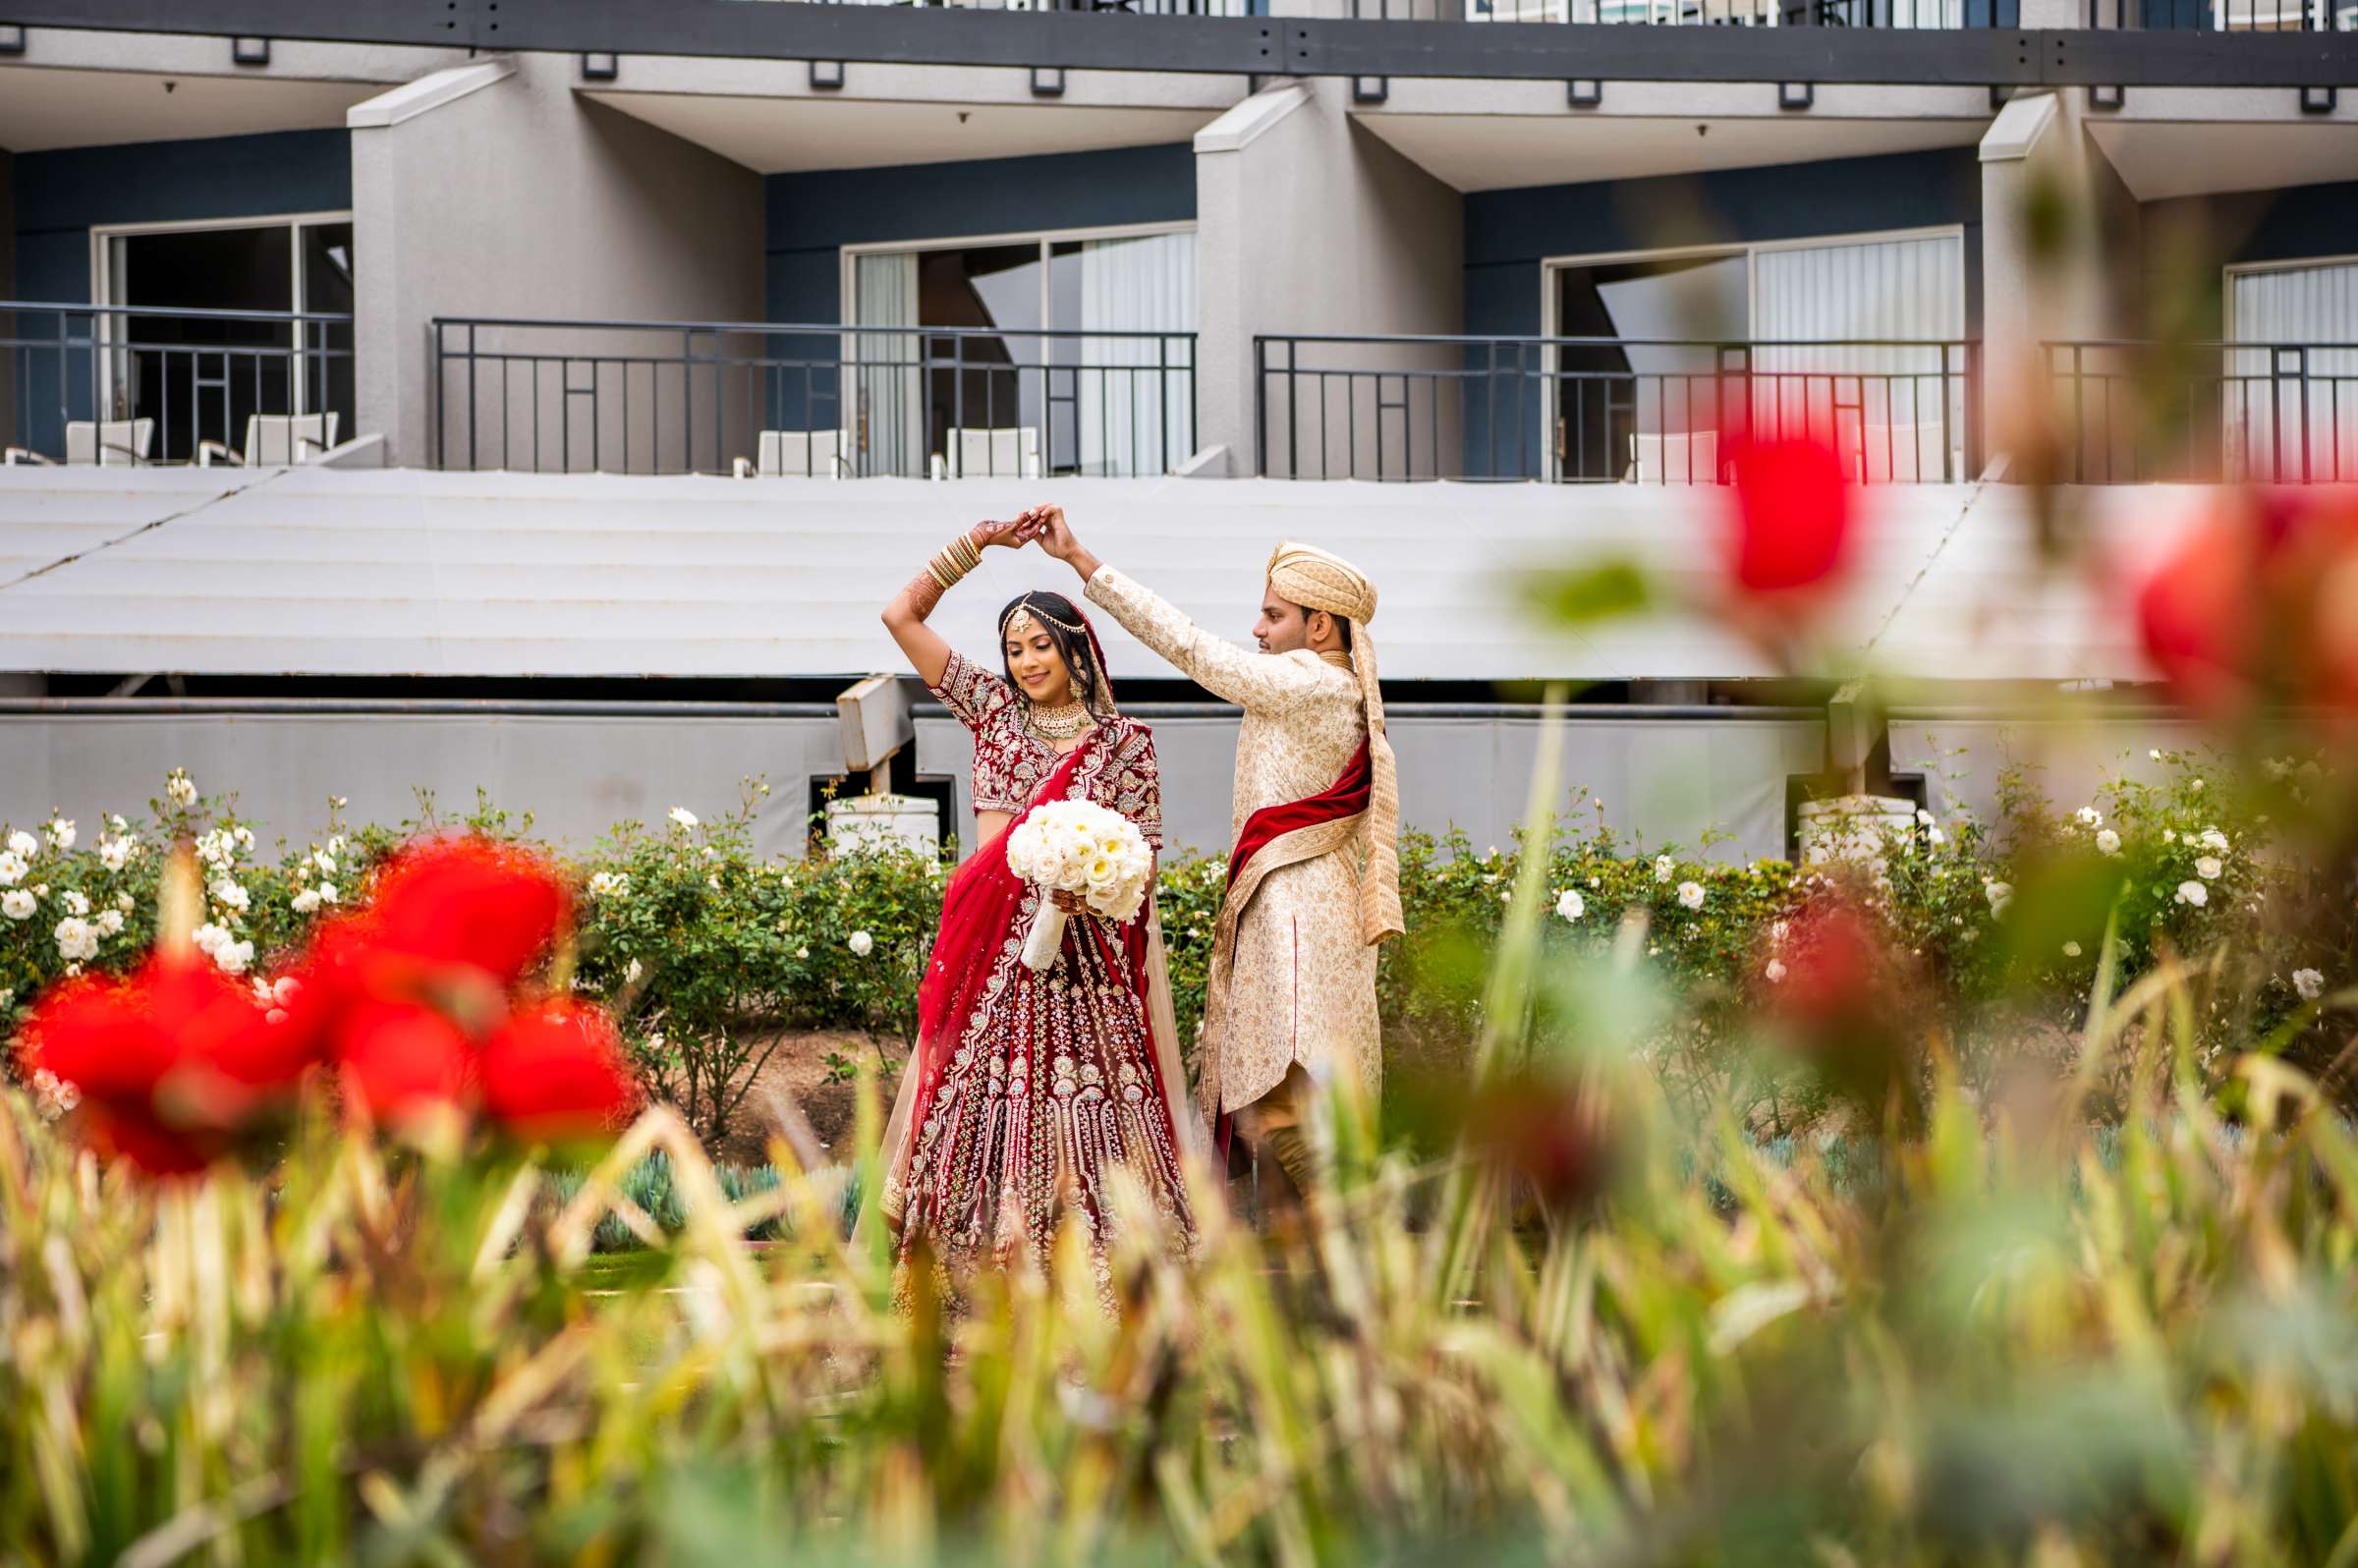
881, 644, 1200, 1306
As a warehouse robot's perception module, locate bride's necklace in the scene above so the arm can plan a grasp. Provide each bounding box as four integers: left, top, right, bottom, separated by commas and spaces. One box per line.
1026, 699, 1093, 745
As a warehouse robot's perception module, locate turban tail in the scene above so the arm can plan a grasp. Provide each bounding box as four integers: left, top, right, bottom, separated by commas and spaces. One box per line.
1265, 542, 1407, 947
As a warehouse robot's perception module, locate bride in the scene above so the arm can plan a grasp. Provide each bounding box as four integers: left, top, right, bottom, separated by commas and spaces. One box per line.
877, 518, 1199, 1305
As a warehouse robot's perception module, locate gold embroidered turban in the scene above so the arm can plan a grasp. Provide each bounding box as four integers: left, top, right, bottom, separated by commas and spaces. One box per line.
1266, 540, 1405, 946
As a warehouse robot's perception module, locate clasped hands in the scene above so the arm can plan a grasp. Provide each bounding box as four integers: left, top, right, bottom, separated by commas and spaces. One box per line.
970, 504, 1079, 561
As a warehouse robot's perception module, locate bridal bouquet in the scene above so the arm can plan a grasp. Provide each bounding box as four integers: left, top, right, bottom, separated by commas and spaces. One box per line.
1005, 801, 1152, 972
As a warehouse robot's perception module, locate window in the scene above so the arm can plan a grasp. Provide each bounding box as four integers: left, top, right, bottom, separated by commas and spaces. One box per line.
845, 225, 1196, 478
1546, 229, 1966, 482
94, 213, 354, 463
2224, 256, 2358, 482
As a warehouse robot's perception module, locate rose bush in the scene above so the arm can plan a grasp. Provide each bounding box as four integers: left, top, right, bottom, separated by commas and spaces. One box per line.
0, 753, 2332, 1151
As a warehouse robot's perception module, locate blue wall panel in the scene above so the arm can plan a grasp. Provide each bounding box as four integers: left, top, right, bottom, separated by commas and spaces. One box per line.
1458, 146, 1984, 478
760, 140, 1197, 437
8, 129, 351, 456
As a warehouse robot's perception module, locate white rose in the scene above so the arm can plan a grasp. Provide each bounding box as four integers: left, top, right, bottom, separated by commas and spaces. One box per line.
210, 877, 251, 913
318, 883, 338, 905
2195, 856, 2222, 881
2095, 829, 2121, 857
625, 958, 644, 984
194, 922, 230, 956
1917, 810, 1935, 827
94, 909, 123, 936
1654, 856, 1675, 883
2174, 880, 2208, 908
53, 918, 96, 963
589, 871, 629, 898
291, 887, 322, 915
2293, 969, 2325, 1002
1928, 827, 1947, 848
61, 891, 88, 917
1, 890, 33, 922
166, 769, 197, 808
328, 834, 348, 857
1676, 881, 1706, 911
848, 930, 874, 958
668, 807, 699, 831
2063, 941, 2082, 958
1555, 889, 1585, 923
98, 836, 134, 871
0, 853, 24, 886
313, 850, 337, 875
1984, 880, 2013, 918
2074, 806, 2103, 829
1765, 958, 1787, 983
232, 825, 253, 851
115, 892, 135, 913
6, 831, 35, 859
45, 818, 75, 851
2200, 829, 2230, 855
215, 939, 253, 976
796, 946, 811, 960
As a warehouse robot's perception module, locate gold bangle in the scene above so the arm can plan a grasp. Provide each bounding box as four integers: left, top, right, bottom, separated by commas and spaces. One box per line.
926, 559, 957, 590
953, 533, 982, 573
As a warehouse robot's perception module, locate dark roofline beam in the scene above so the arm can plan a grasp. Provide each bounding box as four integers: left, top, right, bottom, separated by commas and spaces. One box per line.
9, 0, 2358, 85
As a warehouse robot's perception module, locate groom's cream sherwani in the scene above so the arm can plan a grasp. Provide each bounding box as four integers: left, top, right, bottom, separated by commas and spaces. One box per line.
1084, 566, 1381, 1121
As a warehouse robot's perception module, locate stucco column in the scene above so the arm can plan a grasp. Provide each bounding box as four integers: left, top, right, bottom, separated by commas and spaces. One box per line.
350, 54, 764, 470
1194, 81, 1463, 477
1978, 88, 2141, 474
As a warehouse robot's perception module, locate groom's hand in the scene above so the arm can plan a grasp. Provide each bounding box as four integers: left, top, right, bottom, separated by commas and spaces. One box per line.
1022, 504, 1076, 559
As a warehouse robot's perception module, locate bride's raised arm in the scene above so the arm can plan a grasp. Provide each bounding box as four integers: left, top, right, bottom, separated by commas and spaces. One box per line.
879, 519, 1033, 687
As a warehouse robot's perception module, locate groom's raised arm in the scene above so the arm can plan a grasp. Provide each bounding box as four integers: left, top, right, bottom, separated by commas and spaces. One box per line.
1027, 506, 1320, 714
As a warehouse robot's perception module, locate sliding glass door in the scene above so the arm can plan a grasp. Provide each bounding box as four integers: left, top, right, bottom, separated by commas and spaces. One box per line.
2226, 258, 2358, 483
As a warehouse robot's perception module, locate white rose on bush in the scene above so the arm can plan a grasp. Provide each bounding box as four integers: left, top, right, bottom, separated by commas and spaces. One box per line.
210, 877, 251, 914
94, 908, 123, 937
668, 807, 700, 832
195, 922, 255, 975
2, 889, 34, 922
97, 834, 136, 871
2096, 829, 2121, 857
61, 890, 87, 917
2074, 807, 2103, 829
1984, 880, 2013, 918
589, 870, 630, 899
1654, 855, 1675, 884
1677, 881, 1706, 911
291, 887, 322, 915
2195, 856, 2223, 881
2293, 969, 2326, 1002
45, 817, 74, 851
0, 853, 26, 887
2200, 828, 2230, 855
1554, 889, 1585, 923
53, 917, 97, 963
165, 768, 197, 808
1765, 958, 1788, 983
2175, 880, 2209, 908
848, 930, 874, 958
6, 831, 35, 860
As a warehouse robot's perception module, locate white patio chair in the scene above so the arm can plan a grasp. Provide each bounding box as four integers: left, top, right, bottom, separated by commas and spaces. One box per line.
4, 418, 154, 467
732, 428, 853, 478
1626, 428, 1721, 484
928, 425, 1042, 480
197, 413, 340, 468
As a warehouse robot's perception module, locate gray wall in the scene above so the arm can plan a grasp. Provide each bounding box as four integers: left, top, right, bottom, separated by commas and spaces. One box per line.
1197, 84, 1464, 475
1, 147, 14, 452
354, 56, 766, 468
0, 704, 1825, 868
1893, 712, 2213, 829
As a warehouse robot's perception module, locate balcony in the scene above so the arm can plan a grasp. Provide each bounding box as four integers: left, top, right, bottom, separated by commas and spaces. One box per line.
2048, 339, 2358, 483
2, 303, 355, 469
430, 316, 1197, 478
1255, 332, 1979, 482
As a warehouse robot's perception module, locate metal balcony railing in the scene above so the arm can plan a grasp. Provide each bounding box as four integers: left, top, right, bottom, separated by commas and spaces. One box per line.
731, 0, 1257, 15
430, 317, 1197, 478
2086, 0, 2354, 28
1350, 0, 2014, 26
2048, 339, 2358, 483
1256, 333, 1978, 483
1, 302, 354, 468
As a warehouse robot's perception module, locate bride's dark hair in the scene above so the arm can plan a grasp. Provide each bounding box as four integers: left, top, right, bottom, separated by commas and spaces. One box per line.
997, 590, 1109, 717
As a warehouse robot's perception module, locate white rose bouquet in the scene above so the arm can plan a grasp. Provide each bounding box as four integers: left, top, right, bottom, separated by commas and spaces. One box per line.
1004, 800, 1153, 972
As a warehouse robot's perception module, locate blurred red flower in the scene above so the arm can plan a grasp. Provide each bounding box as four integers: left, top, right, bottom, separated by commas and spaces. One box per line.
1763, 889, 1924, 1127
368, 836, 569, 984
480, 1000, 639, 1143
2137, 489, 2358, 726
1724, 437, 1856, 599
1466, 1067, 1615, 1216
18, 954, 295, 1175
335, 998, 476, 1124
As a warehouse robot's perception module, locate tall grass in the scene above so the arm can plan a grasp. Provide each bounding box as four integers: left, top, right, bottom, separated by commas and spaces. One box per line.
7, 874, 2358, 1564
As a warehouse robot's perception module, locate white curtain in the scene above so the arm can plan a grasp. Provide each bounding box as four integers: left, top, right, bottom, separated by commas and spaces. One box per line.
2227, 261, 2358, 483
1751, 233, 1966, 481
852, 252, 923, 478
1079, 232, 1196, 476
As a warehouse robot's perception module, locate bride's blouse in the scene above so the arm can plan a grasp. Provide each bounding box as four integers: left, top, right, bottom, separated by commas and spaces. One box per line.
928, 649, 1163, 849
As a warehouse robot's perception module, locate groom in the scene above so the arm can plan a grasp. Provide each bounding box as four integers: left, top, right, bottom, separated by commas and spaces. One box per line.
1020, 504, 1403, 1210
